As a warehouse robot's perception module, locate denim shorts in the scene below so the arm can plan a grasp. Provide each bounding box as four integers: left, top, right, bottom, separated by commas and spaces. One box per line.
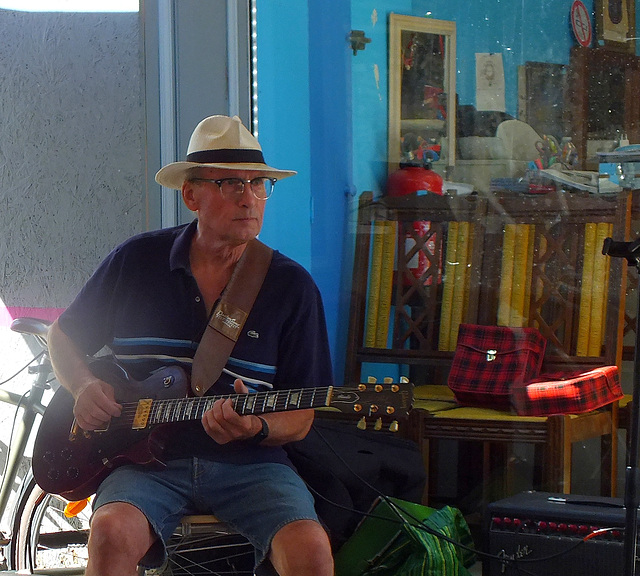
92, 458, 320, 570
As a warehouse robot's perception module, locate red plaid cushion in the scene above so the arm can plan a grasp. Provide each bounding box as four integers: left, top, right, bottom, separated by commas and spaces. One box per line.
447, 324, 547, 408
511, 365, 623, 416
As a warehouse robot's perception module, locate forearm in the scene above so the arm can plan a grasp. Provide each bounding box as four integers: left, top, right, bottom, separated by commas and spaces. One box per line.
48, 319, 97, 400
258, 409, 314, 446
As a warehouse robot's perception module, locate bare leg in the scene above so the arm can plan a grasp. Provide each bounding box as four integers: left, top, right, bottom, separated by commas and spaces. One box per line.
84, 502, 157, 576
269, 519, 333, 576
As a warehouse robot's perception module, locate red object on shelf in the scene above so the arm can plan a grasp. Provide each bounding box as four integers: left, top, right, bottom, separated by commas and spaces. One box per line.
386, 164, 443, 197
386, 163, 444, 284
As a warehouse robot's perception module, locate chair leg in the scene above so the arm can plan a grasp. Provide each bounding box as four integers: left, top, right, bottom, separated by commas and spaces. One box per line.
600, 433, 614, 496
599, 407, 618, 497
602, 404, 618, 497
545, 415, 571, 493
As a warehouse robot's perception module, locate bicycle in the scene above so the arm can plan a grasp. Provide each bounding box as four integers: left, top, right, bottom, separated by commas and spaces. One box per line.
0, 317, 91, 573
2, 317, 254, 575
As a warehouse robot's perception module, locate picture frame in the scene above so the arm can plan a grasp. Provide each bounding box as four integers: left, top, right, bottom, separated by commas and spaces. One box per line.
388, 14, 456, 173
596, 0, 636, 53
517, 62, 568, 141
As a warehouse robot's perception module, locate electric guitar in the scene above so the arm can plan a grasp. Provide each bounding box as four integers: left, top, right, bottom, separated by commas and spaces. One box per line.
32, 359, 413, 500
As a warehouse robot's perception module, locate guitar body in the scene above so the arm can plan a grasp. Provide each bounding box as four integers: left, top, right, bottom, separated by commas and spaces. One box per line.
33, 361, 190, 501
32, 359, 413, 500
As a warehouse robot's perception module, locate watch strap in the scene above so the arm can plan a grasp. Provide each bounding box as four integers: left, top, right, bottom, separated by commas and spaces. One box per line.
250, 416, 269, 444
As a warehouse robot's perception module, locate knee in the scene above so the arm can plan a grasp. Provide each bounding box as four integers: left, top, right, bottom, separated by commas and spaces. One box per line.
89, 503, 154, 559
270, 520, 333, 576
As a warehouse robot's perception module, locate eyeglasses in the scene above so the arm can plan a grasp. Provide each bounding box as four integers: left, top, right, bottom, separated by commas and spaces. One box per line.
191, 177, 276, 200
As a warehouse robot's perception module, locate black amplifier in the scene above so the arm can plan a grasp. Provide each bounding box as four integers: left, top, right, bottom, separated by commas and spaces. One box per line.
483, 491, 637, 576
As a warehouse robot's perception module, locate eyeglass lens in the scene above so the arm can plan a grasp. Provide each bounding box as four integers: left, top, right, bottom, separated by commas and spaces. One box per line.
219, 178, 274, 199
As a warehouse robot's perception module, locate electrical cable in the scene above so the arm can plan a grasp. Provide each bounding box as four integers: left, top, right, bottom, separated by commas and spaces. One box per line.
305, 421, 623, 573
0, 352, 44, 387
0, 352, 48, 508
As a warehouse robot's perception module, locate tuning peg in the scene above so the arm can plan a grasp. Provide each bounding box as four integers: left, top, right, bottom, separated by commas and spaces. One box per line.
400, 376, 409, 383
374, 418, 382, 431
389, 421, 399, 433
357, 417, 367, 430
383, 377, 393, 383
367, 376, 377, 383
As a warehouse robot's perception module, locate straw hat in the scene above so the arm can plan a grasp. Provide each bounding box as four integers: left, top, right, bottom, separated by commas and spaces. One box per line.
155, 115, 296, 190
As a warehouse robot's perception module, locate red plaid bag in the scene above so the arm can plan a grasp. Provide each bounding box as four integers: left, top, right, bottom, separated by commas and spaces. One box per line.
511, 365, 623, 416
447, 324, 547, 408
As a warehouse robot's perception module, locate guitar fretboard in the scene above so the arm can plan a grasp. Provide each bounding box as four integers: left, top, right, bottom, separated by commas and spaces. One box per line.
118, 387, 335, 430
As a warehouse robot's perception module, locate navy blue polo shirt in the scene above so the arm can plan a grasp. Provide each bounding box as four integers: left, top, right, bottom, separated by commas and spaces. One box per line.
58, 220, 334, 463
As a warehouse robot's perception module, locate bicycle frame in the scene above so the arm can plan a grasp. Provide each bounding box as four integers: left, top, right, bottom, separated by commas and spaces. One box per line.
0, 353, 50, 524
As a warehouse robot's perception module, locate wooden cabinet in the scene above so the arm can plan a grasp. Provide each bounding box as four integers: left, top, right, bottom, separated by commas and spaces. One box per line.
345, 189, 631, 385
567, 46, 640, 170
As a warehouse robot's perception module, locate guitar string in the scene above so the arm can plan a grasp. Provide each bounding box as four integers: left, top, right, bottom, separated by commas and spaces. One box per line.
107, 387, 337, 430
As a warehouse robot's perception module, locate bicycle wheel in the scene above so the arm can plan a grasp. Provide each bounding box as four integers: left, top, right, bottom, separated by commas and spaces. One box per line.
10, 475, 255, 576
9, 473, 90, 572
158, 516, 255, 576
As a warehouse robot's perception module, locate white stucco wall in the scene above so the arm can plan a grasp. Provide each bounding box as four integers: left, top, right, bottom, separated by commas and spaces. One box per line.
0, 9, 145, 528
0, 9, 145, 310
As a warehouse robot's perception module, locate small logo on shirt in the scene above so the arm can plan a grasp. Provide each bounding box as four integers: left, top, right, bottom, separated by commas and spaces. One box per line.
247, 330, 260, 339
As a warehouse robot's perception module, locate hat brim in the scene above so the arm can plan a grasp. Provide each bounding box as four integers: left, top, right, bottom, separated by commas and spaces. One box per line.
155, 161, 297, 190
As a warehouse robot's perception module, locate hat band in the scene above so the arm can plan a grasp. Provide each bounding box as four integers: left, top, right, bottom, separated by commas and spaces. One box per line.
186, 148, 266, 165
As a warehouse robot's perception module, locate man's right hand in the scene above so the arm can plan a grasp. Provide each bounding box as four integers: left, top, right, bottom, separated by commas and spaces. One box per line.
48, 319, 123, 431
72, 379, 122, 431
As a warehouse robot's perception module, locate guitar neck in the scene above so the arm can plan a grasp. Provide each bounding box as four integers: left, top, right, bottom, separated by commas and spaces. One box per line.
132, 387, 335, 428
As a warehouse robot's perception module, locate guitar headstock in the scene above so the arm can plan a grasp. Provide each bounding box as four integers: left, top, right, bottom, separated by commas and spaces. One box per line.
328, 376, 413, 432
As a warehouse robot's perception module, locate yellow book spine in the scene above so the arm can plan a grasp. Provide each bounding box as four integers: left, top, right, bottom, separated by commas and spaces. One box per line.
509, 224, 530, 327
462, 224, 474, 326
531, 233, 546, 331
439, 221, 459, 351
498, 224, 517, 326
375, 221, 397, 348
577, 223, 596, 356
523, 225, 535, 324
364, 222, 384, 347
449, 221, 470, 348
588, 222, 611, 356
600, 223, 612, 348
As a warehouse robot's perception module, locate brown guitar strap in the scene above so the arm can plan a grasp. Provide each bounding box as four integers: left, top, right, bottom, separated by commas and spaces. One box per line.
191, 238, 273, 396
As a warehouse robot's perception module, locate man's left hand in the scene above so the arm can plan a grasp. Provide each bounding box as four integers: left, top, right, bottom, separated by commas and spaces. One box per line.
201, 378, 264, 444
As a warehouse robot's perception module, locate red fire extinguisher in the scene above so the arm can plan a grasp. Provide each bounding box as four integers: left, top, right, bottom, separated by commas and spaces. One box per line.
386, 160, 444, 284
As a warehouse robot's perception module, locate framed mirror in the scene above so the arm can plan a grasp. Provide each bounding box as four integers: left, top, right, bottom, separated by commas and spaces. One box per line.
388, 14, 456, 174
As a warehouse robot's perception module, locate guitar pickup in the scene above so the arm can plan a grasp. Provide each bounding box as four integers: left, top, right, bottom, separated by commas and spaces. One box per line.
132, 399, 153, 429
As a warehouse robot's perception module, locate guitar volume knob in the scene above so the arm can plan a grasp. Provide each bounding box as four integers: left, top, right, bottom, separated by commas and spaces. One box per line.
47, 468, 60, 481
60, 448, 73, 461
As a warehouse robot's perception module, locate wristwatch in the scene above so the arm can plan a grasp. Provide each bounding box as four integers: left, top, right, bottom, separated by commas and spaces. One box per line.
250, 416, 269, 444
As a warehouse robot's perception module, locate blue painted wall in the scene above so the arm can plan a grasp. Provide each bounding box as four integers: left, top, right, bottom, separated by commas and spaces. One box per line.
256, 0, 352, 382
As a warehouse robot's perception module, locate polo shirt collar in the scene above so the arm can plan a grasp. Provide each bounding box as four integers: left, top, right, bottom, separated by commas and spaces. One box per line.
169, 219, 198, 272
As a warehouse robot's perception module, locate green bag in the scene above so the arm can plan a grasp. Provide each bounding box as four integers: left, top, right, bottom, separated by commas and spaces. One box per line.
334, 497, 476, 576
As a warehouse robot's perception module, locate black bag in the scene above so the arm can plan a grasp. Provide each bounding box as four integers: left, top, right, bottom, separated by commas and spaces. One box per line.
285, 417, 426, 549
